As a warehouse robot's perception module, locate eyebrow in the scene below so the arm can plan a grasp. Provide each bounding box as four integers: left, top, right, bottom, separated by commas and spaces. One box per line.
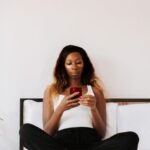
66, 58, 82, 61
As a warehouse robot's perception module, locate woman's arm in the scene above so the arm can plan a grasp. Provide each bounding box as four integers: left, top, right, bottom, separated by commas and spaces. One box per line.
42, 87, 63, 135
91, 87, 106, 137
43, 86, 80, 135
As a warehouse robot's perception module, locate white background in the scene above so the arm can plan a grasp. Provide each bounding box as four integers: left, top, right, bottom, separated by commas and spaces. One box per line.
0, 0, 150, 149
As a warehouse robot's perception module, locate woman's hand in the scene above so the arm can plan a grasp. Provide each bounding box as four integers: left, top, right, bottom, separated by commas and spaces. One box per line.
57, 92, 80, 113
79, 95, 96, 110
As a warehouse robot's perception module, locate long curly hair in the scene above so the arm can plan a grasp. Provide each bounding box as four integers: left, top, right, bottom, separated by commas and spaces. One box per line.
49, 45, 103, 97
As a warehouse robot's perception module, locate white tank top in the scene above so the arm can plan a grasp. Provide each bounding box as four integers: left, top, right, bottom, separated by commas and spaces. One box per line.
53, 86, 95, 130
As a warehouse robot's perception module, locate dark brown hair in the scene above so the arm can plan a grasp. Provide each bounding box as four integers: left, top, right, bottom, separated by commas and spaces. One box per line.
50, 45, 103, 96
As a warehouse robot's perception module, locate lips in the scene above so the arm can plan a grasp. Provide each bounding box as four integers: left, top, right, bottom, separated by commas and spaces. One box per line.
71, 71, 80, 76
67, 70, 82, 77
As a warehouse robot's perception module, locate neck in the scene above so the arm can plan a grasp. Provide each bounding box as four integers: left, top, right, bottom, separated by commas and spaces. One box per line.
69, 79, 82, 87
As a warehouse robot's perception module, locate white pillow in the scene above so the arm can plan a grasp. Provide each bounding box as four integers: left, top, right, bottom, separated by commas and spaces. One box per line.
118, 103, 150, 150
103, 103, 118, 139
24, 100, 43, 129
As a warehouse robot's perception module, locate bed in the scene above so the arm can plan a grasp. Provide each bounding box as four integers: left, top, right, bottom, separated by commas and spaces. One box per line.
20, 98, 150, 150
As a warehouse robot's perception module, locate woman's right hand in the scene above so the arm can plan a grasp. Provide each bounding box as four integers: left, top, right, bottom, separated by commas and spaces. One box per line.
57, 92, 80, 113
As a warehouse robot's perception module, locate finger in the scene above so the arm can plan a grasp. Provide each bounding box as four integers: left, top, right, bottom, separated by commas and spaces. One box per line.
86, 96, 95, 102
67, 99, 79, 104
80, 99, 94, 105
68, 92, 80, 98
79, 95, 88, 101
79, 100, 89, 105
67, 92, 80, 99
81, 97, 90, 103
81, 95, 91, 100
67, 102, 80, 109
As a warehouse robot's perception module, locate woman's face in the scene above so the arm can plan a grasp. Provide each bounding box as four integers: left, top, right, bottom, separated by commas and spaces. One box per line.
65, 52, 84, 79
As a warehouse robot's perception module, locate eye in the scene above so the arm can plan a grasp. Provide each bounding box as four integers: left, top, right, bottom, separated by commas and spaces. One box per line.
76, 61, 82, 65
66, 62, 72, 65
77, 62, 81, 64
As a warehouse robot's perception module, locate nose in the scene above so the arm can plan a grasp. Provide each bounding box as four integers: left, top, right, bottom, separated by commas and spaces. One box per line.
72, 63, 77, 69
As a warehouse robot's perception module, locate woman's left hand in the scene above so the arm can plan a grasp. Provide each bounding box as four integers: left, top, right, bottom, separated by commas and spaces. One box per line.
79, 95, 96, 110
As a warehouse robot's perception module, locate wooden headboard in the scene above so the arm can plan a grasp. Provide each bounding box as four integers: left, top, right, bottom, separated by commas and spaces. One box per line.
19, 98, 150, 150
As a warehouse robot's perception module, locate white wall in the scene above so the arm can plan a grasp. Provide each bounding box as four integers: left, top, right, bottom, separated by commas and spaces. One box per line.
0, 0, 150, 149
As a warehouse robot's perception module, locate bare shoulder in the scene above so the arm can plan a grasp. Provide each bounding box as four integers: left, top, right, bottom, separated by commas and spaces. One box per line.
43, 85, 50, 99
92, 86, 105, 100
43, 84, 54, 104
43, 84, 54, 126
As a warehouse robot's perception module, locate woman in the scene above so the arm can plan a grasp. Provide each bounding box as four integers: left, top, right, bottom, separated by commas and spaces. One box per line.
20, 45, 139, 150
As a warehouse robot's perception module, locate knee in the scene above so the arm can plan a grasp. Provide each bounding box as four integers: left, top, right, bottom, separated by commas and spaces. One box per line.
19, 123, 35, 139
128, 131, 139, 143
123, 131, 139, 145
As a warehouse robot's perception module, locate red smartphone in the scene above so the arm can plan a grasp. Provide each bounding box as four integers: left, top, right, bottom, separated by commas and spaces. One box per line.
70, 87, 82, 99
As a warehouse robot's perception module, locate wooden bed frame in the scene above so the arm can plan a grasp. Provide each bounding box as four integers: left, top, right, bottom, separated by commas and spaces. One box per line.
20, 98, 150, 150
